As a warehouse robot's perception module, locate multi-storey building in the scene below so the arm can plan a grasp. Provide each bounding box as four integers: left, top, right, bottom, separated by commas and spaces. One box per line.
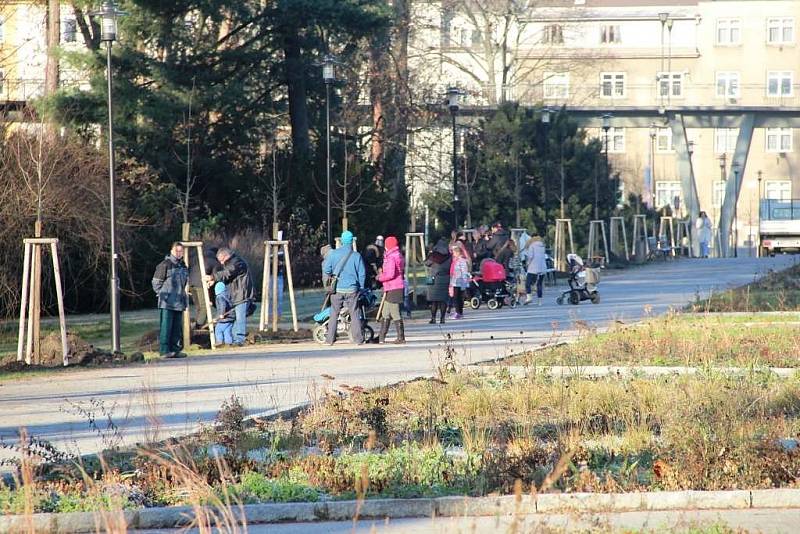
409, 0, 800, 255
0, 1, 87, 109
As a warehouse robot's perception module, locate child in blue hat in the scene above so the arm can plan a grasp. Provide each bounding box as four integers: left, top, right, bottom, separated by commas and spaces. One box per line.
214, 282, 234, 345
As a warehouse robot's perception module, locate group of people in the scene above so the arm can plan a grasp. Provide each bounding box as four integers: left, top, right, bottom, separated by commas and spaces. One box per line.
152, 242, 254, 358
321, 231, 407, 345
152, 222, 550, 353
425, 223, 549, 324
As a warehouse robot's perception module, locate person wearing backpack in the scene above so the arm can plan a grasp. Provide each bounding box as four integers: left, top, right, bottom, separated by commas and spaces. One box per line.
322, 231, 366, 345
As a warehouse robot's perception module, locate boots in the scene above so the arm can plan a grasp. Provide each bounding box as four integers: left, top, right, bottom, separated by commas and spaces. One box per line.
393, 320, 406, 344
438, 303, 446, 324
378, 319, 391, 344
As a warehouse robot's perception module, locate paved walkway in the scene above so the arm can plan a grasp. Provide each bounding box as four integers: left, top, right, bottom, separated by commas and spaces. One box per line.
133, 507, 800, 533
0, 256, 795, 457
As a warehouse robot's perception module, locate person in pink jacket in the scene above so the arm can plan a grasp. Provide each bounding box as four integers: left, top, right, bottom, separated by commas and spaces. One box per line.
376, 236, 406, 344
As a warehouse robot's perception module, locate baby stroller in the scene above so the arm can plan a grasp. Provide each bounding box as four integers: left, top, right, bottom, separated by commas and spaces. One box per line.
556, 254, 600, 305
313, 288, 378, 344
467, 259, 519, 310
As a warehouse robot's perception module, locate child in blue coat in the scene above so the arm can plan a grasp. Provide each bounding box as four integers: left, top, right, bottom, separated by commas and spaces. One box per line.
214, 282, 235, 345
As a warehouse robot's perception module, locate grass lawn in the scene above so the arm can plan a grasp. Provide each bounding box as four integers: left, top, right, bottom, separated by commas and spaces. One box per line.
688, 261, 800, 312
502, 313, 800, 368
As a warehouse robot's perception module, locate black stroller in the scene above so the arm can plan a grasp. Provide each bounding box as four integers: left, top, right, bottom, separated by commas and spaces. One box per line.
556, 254, 600, 305
312, 288, 378, 344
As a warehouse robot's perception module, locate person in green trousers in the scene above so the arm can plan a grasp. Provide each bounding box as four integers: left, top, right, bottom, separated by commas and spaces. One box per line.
152, 242, 189, 358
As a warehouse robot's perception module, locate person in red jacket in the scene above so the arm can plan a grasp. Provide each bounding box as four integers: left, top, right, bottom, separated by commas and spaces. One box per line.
376, 236, 406, 344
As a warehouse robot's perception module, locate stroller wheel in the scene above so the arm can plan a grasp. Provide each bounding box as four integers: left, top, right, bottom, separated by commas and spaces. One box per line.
313, 323, 328, 344
487, 299, 500, 310
556, 296, 565, 305
569, 291, 581, 305
590, 292, 600, 304
362, 325, 375, 343
469, 297, 482, 310
507, 296, 518, 309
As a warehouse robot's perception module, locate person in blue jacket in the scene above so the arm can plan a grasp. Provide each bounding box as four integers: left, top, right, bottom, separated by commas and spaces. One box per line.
322, 231, 366, 345
214, 282, 235, 346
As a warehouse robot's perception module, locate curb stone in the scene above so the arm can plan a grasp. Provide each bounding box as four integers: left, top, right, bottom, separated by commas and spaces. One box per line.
4, 489, 799, 532
750, 489, 800, 508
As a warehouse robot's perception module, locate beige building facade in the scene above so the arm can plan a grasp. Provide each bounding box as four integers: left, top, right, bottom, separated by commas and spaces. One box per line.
410, 0, 800, 254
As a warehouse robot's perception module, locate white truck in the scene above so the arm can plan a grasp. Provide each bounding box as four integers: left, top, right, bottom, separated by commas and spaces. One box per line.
760, 199, 800, 255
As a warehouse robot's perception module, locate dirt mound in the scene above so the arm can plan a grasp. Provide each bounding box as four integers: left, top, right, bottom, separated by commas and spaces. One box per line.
39, 332, 93, 366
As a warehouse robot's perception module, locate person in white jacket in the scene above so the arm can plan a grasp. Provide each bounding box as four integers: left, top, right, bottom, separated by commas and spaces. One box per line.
522, 236, 548, 305
696, 211, 713, 258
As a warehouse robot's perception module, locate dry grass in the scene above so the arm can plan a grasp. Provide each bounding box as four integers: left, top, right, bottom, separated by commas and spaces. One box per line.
504, 312, 800, 368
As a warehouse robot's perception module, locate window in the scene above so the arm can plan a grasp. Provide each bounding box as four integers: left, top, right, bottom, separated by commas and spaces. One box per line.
712, 180, 726, 208
656, 128, 673, 152
602, 127, 625, 153
657, 72, 683, 98
767, 18, 794, 44
716, 18, 741, 45
441, 8, 454, 47
63, 19, 77, 43
767, 71, 793, 97
543, 72, 569, 99
471, 29, 482, 47
541, 24, 563, 45
600, 24, 621, 44
716, 72, 740, 98
655, 181, 682, 209
766, 128, 793, 152
600, 72, 625, 98
765, 180, 792, 200
715, 128, 738, 153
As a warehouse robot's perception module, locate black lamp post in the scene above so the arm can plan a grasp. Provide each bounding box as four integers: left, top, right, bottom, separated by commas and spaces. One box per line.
446, 87, 462, 231
601, 114, 612, 220
322, 54, 336, 246
757, 170, 763, 257
542, 108, 559, 217
90, 0, 125, 353
718, 153, 728, 255
687, 140, 695, 219
732, 161, 740, 258
649, 122, 657, 208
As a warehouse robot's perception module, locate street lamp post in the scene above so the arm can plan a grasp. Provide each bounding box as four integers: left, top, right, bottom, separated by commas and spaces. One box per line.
658, 12, 669, 112
732, 162, 740, 258
649, 122, 657, 209
542, 109, 559, 217
91, 0, 125, 353
757, 170, 763, 257
601, 114, 612, 220
718, 153, 727, 256
446, 87, 462, 231
687, 140, 695, 220
322, 55, 336, 246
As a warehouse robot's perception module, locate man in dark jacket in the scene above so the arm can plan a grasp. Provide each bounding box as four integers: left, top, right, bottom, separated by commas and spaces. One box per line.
363, 235, 384, 289
486, 222, 511, 257
206, 247, 254, 346
188, 246, 219, 329
152, 242, 189, 358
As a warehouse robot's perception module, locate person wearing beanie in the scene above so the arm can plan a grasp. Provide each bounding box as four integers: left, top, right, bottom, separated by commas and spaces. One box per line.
364, 235, 385, 289
322, 231, 367, 345
214, 282, 235, 345
376, 236, 406, 344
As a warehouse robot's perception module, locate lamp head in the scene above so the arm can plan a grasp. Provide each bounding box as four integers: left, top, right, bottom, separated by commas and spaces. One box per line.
601, 113, 612, 131
666, 18, 674, 31
659, 12, 669, 24
719, 153, 727, 169
445, 87, 462, 113
90, 0, 126, 43
322, 54, 336, 83
541, 108, 551, 124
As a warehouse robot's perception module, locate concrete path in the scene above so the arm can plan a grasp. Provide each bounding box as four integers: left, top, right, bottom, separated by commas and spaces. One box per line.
133, 507, 800, 533
152, 507, 800, 533
0, 256, 795, 457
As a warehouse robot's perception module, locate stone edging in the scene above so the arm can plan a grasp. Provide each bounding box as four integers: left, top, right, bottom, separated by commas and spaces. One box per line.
2, 489, 799, 533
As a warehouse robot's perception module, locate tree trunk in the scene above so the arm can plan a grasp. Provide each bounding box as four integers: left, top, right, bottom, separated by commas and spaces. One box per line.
284, 36, 310, 159
45, 0, 60, 95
